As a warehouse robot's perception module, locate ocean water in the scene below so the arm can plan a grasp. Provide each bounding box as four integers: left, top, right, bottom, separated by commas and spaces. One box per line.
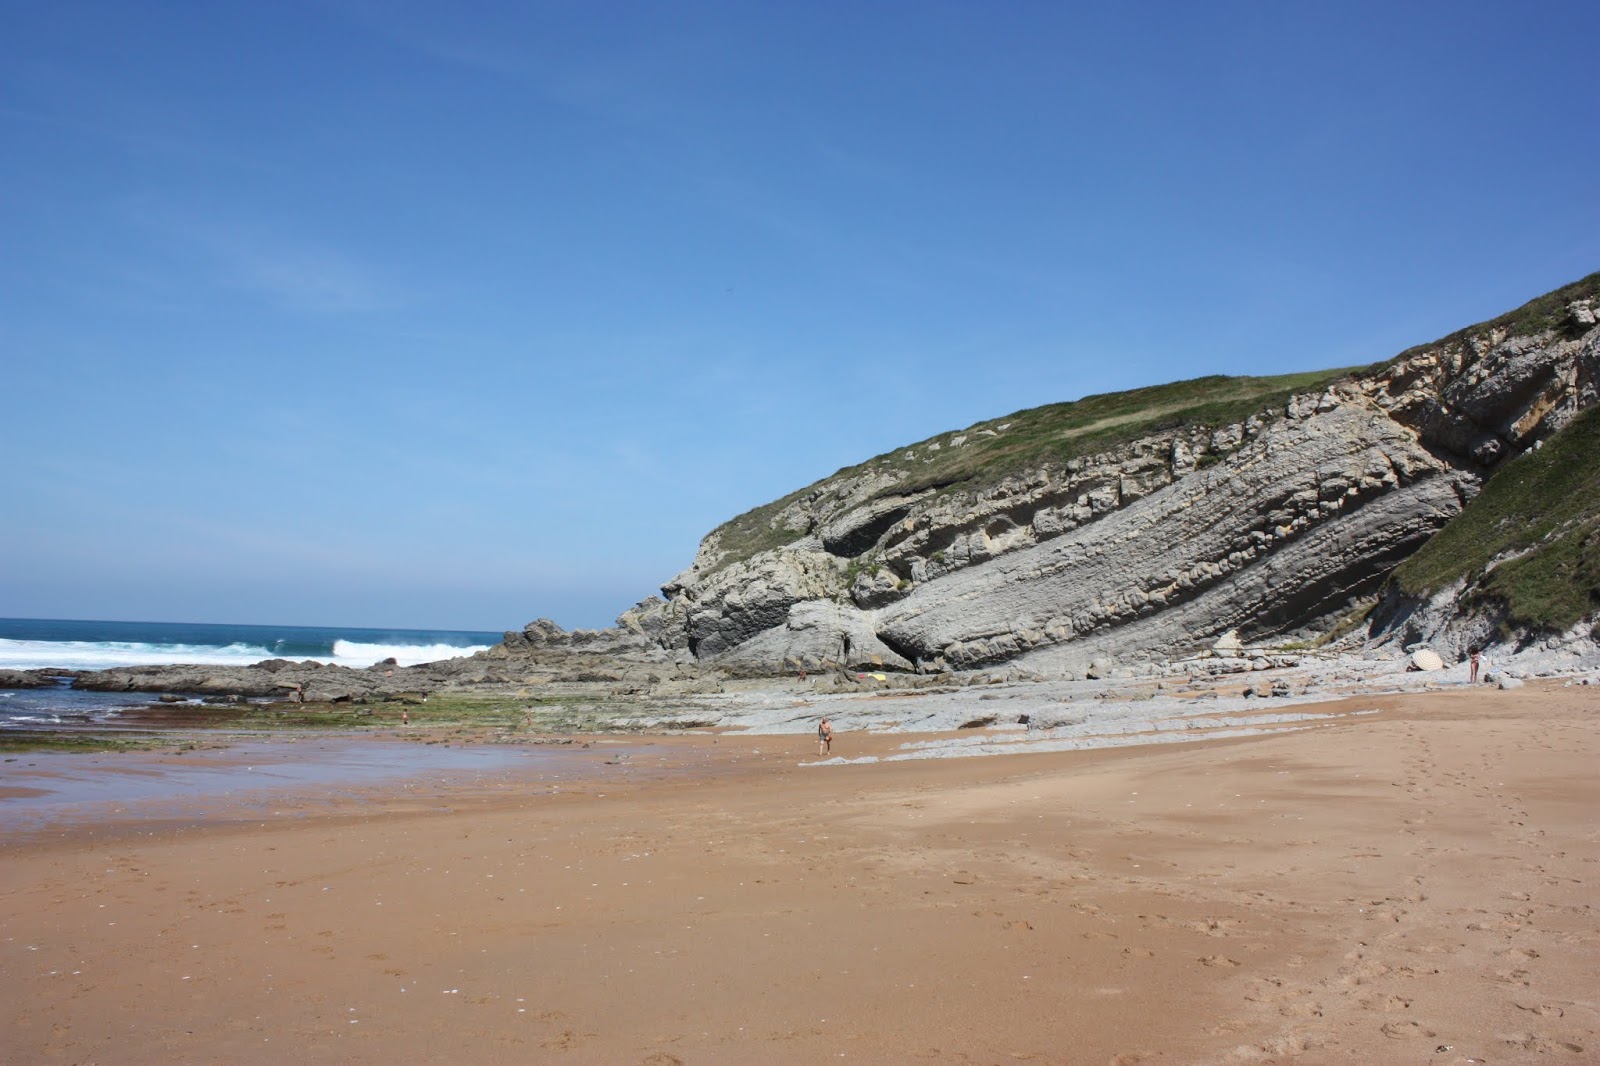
0, 617, 504, 672
0, 617, 507, 729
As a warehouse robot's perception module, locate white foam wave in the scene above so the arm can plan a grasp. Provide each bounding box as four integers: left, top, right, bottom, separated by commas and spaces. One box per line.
329, 640, 488, 668
0, 638, 280, 672
0, 638, 488, 673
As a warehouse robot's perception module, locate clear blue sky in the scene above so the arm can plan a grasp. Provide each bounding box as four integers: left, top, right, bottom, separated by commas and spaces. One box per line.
3, 1, 1596, 631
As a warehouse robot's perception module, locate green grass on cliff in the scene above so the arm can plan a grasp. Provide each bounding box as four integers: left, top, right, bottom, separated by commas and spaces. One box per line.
889, 368, 1358, 495
1391, 403, 1600, 633
711, 367, 1358, 565
1375, 271, 1600, 371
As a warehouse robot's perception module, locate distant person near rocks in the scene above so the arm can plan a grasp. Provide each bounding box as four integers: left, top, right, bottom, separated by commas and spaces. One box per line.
818, 716, 833, 756
1469, 647, 1482, 684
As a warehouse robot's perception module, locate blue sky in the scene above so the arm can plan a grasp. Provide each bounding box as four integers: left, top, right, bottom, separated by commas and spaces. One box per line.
3, 1, 1596, 631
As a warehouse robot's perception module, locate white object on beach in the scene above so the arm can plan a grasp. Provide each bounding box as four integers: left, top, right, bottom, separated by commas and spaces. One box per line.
1408, 649, 1444, 671
1212, 631, 1244, 656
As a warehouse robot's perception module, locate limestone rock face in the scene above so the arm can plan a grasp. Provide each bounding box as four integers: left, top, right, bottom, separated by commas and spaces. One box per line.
661, 549, 845, 658
712, 601, 914, 677
1355, 317, 1599, 467
878, 403, 1468, 670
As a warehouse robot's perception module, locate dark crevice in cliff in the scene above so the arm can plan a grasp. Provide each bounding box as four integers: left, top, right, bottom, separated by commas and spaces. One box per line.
872, 628, 924, 671
823, 506, 913, 557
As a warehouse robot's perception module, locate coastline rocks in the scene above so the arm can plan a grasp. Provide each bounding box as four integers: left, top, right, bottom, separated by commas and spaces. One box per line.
497, 614, 658, 656
73, 660, 387, 701
0, 668, 70, 689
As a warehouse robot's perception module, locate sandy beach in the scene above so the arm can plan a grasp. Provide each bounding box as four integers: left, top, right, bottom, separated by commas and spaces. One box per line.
3, 684, 1596, 1065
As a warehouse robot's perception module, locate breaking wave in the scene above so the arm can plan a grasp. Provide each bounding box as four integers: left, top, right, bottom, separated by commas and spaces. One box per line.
0, 620, 503, 673
0, 637, 491, 672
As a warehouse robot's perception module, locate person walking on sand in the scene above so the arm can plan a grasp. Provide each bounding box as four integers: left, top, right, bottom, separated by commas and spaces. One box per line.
1468, 646, 1482, 684
818, 716, 833, 757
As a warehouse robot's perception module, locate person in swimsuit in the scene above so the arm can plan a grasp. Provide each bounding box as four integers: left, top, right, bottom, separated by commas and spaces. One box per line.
818, 716, 833, 756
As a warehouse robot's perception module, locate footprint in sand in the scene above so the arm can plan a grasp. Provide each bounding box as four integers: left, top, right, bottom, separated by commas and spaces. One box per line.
1244, 977, 1314, 1005
1513, 1002, 1566, 1018
1232, 1033, 1315, 1058
1279, 1001, 1325, 1019
1337, 952, 1390, 987
1380, 1020, 1436, 1040
1501, 1032, 1585, 1054
1357, 993, 1412, 1013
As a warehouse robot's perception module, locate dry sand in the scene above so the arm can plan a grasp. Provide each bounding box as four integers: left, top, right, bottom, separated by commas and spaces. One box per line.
3, 686, 1596, 1065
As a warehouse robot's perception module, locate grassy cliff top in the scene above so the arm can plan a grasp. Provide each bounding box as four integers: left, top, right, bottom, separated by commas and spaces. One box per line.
1377, 271, 1600, 370
852, 368, 1356, 497
711, 367, 1356, 564
1391, 403, 1600, 634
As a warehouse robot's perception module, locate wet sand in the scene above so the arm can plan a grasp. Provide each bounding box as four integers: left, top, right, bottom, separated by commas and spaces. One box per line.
3, 686, 1596, 1064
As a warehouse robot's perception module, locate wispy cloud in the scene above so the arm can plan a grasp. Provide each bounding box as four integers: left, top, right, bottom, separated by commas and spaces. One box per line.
320, 1, 717, 132
326, 0, 533, 79
126, 201, 399, 314
224, 241, 392, 313
0, 61, 283, 175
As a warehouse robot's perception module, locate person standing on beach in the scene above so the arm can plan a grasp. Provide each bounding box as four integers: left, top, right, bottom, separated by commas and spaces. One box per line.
1468, 647, 1482, 684
818, 716, 833, 756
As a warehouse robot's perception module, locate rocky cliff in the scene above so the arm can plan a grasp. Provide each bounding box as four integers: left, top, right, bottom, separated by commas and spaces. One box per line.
70, 275, 1599, 702
485, 273, 1596, 682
